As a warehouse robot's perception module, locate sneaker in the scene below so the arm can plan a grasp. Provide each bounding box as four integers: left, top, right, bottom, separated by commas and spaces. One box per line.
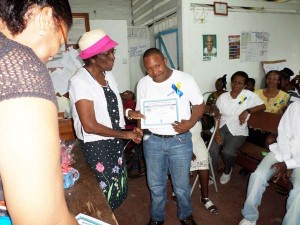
220, 169, 232, 184
239, 218, 257, 225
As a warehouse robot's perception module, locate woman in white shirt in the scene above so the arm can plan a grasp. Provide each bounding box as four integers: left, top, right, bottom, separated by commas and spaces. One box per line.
210, 71, 265, 185
69, 29, 143, 209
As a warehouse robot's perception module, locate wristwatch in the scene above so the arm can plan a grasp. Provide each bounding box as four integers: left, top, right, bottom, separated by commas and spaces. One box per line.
246, 108, 251, 114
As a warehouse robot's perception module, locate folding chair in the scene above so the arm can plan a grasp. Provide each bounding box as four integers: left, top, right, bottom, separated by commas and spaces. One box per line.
191, 119, 219, 194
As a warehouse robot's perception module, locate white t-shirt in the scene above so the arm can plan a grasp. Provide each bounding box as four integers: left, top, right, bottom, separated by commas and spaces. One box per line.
269, 101, 300, 169
216, 89, 263, 136
204, 47, 217, 56
69, 68, 125, 142
136, 69, 203, 135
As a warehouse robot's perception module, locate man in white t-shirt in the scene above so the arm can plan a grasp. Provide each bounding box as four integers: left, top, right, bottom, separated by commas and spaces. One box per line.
136, 48, 205, 225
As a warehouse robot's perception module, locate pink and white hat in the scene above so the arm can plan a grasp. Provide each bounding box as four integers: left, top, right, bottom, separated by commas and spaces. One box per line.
78, 29, 118, 59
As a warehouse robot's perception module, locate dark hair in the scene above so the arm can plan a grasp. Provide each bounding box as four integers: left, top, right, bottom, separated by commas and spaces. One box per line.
231, 71, 249, 84
0, 0, 72, 35
217, 74, 227, 90
280, 67, 294, 81
247, 78, 255, 86
143, 48, 164, 60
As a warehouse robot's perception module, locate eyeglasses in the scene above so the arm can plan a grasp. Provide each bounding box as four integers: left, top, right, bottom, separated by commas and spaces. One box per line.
98, 49, 116, 58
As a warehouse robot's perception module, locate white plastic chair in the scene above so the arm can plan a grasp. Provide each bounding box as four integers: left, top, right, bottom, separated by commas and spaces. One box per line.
190, 119, 219, 194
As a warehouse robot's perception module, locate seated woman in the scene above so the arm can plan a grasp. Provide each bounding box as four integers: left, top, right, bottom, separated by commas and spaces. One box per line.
201, 75, 227, 142
280, 67, 294, 93
255, 70, 290, 115
190, 121, 218, 214
245, 78, 255, 92
288, 75, 300, 105
120, 90, 137, 130
248, 70, 290, 148
209, 71, 265, 184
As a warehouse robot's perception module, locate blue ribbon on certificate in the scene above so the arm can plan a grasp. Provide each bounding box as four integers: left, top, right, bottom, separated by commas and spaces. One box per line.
171, 84, 183, 97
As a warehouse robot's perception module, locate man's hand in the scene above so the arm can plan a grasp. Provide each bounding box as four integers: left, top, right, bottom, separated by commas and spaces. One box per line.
128, 110, 145, 120
172, 120, 193, 134
127, 127, 143, 144
271, 162, 287, 183
282, 169, 293, 183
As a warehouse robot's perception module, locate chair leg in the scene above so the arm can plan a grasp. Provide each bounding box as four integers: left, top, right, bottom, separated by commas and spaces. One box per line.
190, 173, 199, 196
209, 155, 218, 192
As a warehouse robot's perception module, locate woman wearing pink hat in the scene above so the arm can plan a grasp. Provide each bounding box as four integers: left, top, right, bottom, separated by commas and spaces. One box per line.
69, 29, 143, 209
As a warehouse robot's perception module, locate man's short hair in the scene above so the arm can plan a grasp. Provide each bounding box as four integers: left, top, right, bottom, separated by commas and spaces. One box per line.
143, 48, 164, 60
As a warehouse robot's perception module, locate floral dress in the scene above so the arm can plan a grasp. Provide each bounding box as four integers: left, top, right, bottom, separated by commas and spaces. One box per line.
80, 85, 127, 210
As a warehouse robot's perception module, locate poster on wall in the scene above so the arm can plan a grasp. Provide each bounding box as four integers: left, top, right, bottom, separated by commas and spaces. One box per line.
228, 35, 240, 59
203, 34, 217, 61
240, 32, 269, 62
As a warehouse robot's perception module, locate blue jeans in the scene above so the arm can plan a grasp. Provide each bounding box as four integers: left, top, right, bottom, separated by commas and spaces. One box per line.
241, 152, 300, 225
143, 132, 193, 221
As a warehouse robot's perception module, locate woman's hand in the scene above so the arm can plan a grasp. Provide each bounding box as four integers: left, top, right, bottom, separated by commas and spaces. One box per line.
126, 127, 143, 144
210, 105, 221, 120
239, 110, 249, 125
192, 153, 197, 161
215, 132, 222, 145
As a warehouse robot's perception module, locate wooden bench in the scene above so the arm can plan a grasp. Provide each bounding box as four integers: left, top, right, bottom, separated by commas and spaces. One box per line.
236, 111, 292, 192
58, 115, 119, 225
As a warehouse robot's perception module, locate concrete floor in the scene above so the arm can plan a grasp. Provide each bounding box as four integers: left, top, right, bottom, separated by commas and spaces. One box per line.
114, 165, 287, 225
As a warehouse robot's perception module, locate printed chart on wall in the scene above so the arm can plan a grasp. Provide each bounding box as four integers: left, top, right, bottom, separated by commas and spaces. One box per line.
228, 35, 240, 59
240, 32, 269, 62
203, 34, 217, 61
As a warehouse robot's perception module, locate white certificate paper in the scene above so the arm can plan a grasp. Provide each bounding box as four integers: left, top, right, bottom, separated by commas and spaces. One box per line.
140, 98, 180, 129
76, 213, 111, 225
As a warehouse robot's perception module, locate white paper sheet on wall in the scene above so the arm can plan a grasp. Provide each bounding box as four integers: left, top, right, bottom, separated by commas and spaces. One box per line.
262, 60, 287, 74
47, 47, 84, 95
240, 32, 269, 62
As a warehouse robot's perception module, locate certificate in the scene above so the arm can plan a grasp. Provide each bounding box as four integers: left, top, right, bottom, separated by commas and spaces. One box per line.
76, 213, 110, 225
140, 98, 180, 129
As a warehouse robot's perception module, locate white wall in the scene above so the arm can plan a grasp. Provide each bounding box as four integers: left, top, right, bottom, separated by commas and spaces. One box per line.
180, 2, 300, 94
68, 0, 300, 95
128, 26, 150, 91
69, 0, 132, 25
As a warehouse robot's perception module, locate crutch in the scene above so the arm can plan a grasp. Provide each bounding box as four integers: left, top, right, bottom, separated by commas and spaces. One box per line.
191, 119, 219, 194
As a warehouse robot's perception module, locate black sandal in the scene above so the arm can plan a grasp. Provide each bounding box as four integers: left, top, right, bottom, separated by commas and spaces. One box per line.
201, 198, 219, 215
